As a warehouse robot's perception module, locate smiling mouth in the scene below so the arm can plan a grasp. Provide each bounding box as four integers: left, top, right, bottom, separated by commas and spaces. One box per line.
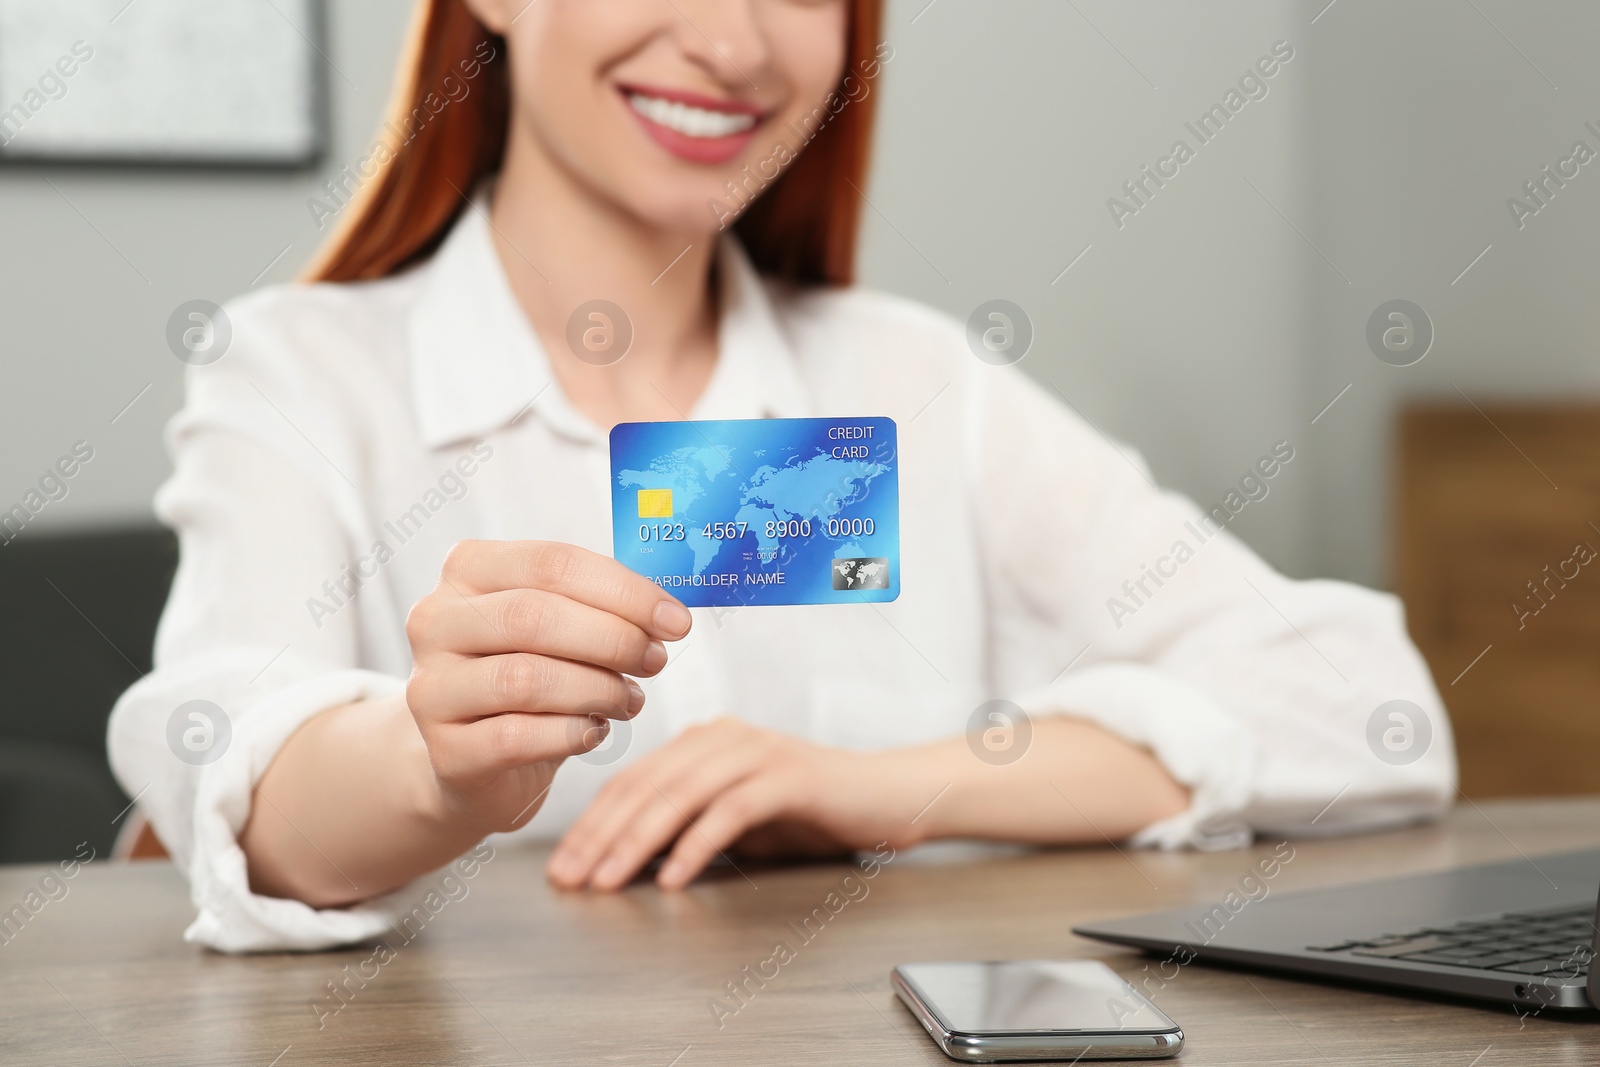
625, 91, 759, 139
620, 84, 765, 165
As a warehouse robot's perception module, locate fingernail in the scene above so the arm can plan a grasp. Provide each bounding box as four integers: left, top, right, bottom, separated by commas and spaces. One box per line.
586, 715, 610, 747
625, 679, 646, 714
642, 640, 668, 674
653, 600, 692, 638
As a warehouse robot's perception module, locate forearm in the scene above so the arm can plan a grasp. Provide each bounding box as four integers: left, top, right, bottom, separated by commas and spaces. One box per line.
896, 716, 1191, 847
240, 693, 480, 908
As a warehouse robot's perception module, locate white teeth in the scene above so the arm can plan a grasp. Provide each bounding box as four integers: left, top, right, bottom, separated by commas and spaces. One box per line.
628, 92, 757, 139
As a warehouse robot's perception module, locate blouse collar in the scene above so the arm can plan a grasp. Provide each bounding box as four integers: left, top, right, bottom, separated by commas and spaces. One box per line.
406, 204, 813, 450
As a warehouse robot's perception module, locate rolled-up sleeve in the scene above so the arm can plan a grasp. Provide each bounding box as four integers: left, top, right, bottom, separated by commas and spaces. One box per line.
107, 304, 420, 952
970, 365, 1456, 849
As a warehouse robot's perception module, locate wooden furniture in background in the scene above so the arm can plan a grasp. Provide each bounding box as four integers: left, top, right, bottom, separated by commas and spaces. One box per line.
1398, 404, 1600, 797
2, 801, 1598, 1065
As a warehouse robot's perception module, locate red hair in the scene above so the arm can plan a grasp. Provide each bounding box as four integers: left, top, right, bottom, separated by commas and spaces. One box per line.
307, 0, 883, 287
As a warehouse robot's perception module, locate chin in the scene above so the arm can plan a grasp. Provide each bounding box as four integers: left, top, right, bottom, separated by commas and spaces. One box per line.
619, 176, 750, 239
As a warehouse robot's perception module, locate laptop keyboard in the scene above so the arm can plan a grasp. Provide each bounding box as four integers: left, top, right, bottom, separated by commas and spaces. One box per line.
1308, 904, 1597, 976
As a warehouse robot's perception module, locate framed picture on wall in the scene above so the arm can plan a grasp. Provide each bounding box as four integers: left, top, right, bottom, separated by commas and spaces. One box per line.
0, 0, 325, 167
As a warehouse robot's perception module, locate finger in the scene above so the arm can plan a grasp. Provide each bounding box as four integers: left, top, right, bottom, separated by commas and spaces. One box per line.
549, 725, 752, 888
658, 780, 786, 889
546, 772, 663, 890
442, 540, 693, 640
408, 653, 643, 727
581, 748, 759, 892
424, 588, 669, 677
554, 723, 726, 858
430, 710, 611, 785
548, 745, 713, 889
581, 736, 773, 890
585, 784, 707, 892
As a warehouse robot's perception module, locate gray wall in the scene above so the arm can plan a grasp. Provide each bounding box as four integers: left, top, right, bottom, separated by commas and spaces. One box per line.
0, 0, 414, 530
866, 0, 1314, 575
1302, 0, 1600, 584
866, 0, 1599, 585
2, 0, 1595, 590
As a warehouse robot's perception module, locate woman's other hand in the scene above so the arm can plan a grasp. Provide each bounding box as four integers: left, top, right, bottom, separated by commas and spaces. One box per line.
546, 719, 925, 891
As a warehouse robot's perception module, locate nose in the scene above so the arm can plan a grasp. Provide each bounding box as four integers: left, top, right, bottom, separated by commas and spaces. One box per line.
667, 0, 772, 90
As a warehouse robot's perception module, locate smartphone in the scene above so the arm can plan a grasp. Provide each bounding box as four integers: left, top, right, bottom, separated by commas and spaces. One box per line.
891, 960, 1183, 1062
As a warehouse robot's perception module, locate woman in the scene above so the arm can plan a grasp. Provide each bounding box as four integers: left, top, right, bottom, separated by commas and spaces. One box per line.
110, 0, 1453, 952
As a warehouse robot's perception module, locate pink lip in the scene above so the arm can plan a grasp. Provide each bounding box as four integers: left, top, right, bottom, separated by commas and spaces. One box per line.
618, 83, 765, 166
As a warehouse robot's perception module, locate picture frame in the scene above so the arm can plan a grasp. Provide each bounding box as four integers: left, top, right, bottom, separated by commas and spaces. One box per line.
0, 0, 326, 168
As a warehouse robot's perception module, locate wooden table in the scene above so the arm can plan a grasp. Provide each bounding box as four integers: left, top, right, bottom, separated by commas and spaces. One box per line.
3, 799, 1598, 1066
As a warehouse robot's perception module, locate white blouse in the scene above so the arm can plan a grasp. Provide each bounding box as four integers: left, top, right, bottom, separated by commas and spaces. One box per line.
109, 207, 1455, 953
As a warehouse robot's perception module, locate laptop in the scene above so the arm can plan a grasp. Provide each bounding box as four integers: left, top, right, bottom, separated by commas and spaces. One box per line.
1074, 848, 1600, 1013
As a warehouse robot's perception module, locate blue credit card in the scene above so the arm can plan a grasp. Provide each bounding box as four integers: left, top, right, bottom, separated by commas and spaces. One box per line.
609, 417, 900, 607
